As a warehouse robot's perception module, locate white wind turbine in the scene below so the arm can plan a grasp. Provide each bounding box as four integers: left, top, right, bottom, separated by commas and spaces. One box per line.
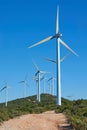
0, 83, 9, 107
43, 77, 47, 94
19, 76, 29, 98
48, 77, 56, 95
32, 60, 49, 102
44, 53, 70, 63
29, 6, 78, 105
47, 80, 51, 94
34, 73, 47, 94
67, 95, 74, 100
33, 74, 45, 101
33, 76, 39, 100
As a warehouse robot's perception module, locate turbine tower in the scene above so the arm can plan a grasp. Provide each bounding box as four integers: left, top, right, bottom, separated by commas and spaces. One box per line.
29, 6, 78, 105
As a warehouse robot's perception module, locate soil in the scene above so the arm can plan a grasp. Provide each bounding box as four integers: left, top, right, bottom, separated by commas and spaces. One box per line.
0, 111, 73, 130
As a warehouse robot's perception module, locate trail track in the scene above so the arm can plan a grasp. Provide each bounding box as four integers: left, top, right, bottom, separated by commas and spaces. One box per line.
0, 111, 73, 130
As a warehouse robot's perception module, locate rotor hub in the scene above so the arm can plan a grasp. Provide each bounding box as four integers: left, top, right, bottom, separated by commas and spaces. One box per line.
56, 33, 62, 38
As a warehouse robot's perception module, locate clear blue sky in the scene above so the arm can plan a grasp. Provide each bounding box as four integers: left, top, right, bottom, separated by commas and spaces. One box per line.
0, 0, 87, 103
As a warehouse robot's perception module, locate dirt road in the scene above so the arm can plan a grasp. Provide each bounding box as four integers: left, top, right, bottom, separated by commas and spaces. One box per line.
0, 111, 73, 130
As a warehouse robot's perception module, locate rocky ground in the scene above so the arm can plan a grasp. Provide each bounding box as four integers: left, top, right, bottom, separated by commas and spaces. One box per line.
0, 111, 73, 130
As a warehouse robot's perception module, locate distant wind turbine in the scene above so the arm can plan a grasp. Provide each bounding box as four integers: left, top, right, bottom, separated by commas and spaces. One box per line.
47, 80, 51, 94
28, 6, 78, 105
0, 83, 9, 107
67, 95, 74, 100
19, 75, 29, 98
48, 77, 56, 95
32, 60, 49, 102
43, 77, 47, 94
44, 53, 70, 63
33, 74, 45, 101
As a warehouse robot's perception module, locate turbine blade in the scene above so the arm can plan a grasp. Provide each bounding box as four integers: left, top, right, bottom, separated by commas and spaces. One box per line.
59, 38, 78, 56
40, 71, 46, 74
44, 57, 56, 63
0, 86, 6, 92
67, 96, 72, 98
32, 76, 38, 81
60, 53, 70, 62
40, 71, 51, 74
56, 6, 59, 34
32, 60, 39, 71
19, 80, 25, 84
35, 71, 39, 76
48, 77, 52, 81
32, 76, 36, 80
40, 75, 45, 81
29, 35, 55, 48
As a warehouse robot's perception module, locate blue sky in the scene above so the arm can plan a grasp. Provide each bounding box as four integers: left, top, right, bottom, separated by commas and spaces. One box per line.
0, 0, 87, 103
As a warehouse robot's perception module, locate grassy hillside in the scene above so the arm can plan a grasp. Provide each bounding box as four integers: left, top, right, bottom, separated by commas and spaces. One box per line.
0, 94, 87, 130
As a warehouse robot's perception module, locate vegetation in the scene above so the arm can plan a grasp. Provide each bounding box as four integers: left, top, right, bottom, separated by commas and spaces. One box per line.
0, 94, 87, 129
55, 98, 87, 130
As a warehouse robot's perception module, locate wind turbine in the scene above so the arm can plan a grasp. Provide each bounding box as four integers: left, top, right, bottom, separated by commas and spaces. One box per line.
19, 75, 29, 98
48, 77, 56, 95
34, 73, 47, 94
32, 60, 49, 102
43, 77, 47, 94
67, 95, 74, 100
0, 83, 9, 107
33, 74, 45, 101
47, 80, 51, 94
29, 6, 78, 105
36, 74, 47, 94
44, 53, 70, 63
33, 76, 39, 100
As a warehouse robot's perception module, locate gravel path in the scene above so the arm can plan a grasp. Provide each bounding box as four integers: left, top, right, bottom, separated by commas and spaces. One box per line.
0, 111, 73, 130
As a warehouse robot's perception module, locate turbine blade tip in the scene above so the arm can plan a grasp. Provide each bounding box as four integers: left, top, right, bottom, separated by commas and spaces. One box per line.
76, 54, 79, 57
28, 46, 32, 49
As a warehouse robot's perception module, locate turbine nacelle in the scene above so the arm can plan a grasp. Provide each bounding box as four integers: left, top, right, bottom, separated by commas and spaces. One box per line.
56, 33, 62, 38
